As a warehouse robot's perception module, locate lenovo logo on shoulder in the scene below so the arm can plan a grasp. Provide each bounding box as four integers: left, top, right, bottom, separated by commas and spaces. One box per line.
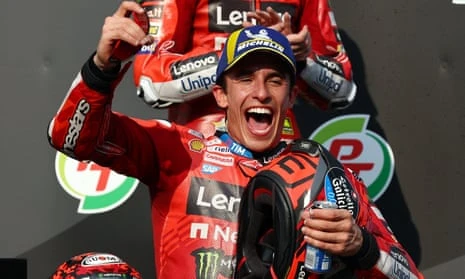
170, 53, 218, 79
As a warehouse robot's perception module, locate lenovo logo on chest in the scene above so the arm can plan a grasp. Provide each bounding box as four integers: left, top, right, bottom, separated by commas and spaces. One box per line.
208, 0, 296, 33
187, 177, 244, 222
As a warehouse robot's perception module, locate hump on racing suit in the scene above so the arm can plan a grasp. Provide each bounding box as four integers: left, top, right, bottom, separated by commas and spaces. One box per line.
234, 139, 424, 279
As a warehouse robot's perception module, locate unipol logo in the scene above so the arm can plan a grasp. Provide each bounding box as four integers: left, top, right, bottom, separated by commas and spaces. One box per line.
310, 114, 395, 201
55, 152, 139, 214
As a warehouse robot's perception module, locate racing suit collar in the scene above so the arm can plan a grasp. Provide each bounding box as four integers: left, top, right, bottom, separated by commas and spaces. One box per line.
216, 131, 287, 164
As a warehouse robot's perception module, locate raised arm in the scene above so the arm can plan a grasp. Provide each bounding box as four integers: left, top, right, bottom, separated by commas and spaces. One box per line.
47, 1, 163, 185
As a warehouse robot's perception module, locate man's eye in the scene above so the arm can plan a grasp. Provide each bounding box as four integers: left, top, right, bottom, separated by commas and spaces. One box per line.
268, 77, 284, 85
238, 76, 253, 82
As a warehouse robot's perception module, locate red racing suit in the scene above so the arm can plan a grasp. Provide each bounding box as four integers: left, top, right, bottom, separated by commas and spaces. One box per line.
132, 0, 357, 140
47, 57, 424, 279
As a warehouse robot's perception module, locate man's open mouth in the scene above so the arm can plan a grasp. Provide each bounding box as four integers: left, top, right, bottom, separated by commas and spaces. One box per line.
246, 107, 273, 133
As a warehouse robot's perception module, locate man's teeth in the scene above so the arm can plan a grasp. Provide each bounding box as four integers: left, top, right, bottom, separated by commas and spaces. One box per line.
247, 107, 271, 114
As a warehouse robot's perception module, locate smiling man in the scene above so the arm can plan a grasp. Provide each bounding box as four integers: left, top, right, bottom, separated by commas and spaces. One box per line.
48, 2, 423, 278
212, 27, 298, 153
48, 9, 300, 275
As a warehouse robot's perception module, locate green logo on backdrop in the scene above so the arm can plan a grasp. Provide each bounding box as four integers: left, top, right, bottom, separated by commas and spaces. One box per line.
310, 114, 394, 201
55, 152, 139, 214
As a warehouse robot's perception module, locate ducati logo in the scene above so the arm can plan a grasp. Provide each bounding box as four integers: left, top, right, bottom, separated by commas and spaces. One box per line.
310, 114, 395, 201
55, 152, 139, 214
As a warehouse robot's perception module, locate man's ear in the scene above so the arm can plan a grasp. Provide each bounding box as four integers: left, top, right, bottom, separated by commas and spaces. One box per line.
212, 84, 228, 109
288, 85, 298, 107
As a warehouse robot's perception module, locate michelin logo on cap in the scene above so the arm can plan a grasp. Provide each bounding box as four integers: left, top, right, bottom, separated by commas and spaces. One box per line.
216, 26, 296, 84
237, 29, 285, 53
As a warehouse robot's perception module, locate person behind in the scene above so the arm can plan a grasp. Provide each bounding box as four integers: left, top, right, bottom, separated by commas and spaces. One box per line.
47, 2, 423, 278
132, 0, 356, 140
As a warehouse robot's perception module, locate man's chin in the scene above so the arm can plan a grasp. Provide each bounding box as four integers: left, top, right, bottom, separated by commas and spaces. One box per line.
244, 138, 275, 153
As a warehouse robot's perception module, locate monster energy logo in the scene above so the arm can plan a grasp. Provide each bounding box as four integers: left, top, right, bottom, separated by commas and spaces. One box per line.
192, 248, 234, 278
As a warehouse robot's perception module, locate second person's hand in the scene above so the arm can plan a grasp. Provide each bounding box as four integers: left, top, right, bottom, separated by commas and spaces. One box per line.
243, 8, 310, 62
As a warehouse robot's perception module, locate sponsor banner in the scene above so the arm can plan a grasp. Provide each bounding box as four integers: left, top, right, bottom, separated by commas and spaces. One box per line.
314, 54, 344, 76
191, 248, 234, 278
189, 222, 237, 244
206, 146, 230, 154
170, 53, 218, 79
138, 41, 158, 54
208, 0, 295, 33
201, 164, 222, 174
145, 4, 163, 20
63, 99, 90, 155
205, 138, 222, 146
187, 177, 243, 222
324, 167, 359, 217
81, 253, 123, 266
190, 139, 206, 152
204, 152, 234, 166
180, 72, 217, 93
376, 249, 419, 279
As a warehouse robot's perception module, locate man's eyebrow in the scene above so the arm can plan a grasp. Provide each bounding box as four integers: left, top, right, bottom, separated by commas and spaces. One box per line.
231, 66, 285, 77
267, 70, 286, 78
235, 66, 256, 74
229, 68, 254, 78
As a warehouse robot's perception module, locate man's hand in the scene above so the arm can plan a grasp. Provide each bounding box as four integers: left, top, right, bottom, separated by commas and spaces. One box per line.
301, 207, 363, 257
94, 1, 153, 71
244, 7, 311, 61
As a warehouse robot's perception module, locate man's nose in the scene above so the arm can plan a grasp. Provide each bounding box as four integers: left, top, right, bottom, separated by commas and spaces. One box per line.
251, 77, 271, 102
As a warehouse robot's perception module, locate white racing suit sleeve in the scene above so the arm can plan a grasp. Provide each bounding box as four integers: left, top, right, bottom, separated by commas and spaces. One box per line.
300, 54, 357, 110
137, 66, 217, 108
